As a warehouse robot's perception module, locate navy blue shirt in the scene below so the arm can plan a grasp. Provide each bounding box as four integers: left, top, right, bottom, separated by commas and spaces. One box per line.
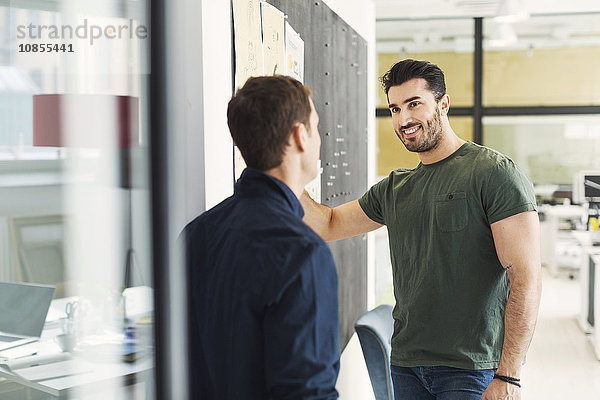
185, 168, 340, 399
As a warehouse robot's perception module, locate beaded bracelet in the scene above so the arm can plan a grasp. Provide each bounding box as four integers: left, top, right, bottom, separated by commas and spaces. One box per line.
493, 374, 521, 388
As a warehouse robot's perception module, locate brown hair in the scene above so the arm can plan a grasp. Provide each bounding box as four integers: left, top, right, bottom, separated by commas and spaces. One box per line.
227, 75, 312, 171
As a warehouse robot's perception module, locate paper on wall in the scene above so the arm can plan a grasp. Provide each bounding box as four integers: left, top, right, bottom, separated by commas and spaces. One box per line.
232, 0, 264, 89
284, 21, 304, 83
261, 2, 285, 76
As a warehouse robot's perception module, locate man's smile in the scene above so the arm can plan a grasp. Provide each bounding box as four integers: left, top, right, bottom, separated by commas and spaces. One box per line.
402, 124, 422, 138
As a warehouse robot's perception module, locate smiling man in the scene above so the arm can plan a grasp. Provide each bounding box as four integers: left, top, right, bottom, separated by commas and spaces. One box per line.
300, 59, 542, 400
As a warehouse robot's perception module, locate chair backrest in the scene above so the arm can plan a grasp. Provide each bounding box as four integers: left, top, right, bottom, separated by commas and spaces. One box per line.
7, 215, 66, 298
354, 304, 394, 400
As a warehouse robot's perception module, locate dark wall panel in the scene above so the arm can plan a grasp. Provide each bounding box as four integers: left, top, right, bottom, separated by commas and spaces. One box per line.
265, 0, 369, 350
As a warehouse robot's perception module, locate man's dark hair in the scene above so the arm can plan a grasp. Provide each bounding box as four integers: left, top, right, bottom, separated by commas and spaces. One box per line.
380, 59, 446, 101
227, 75, 312, 171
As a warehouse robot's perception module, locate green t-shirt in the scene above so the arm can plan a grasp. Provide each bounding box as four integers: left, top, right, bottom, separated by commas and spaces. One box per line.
358, 141, 536, 370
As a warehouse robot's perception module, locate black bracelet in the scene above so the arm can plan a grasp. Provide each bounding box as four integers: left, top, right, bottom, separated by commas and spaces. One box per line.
493, 374, 521, 388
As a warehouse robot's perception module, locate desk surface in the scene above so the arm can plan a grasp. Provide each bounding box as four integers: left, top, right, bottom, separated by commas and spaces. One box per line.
572, 231, 600, 252
542, 204, 588, 218
0, 298, 154, 398
0, 354, 153, 398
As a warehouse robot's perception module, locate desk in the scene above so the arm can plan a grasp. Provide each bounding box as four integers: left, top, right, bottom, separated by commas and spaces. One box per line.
540, 205, 587, 276
573, 231, 600, 360
0, 299, 154, 399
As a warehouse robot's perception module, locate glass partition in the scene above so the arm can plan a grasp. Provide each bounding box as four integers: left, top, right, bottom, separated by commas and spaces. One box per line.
483, 115, 600, 186
377, 18, 475, 108
483, 13, 600, 107
0, 1, 153, 399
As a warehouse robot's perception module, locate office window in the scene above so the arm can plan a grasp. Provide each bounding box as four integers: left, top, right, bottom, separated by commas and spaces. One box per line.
483, 115, 600, 185
483, 14, 600, 107
377, 18, 475, 108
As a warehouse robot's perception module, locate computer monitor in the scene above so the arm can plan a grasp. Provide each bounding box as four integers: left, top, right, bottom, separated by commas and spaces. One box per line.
573, 171, 600, 204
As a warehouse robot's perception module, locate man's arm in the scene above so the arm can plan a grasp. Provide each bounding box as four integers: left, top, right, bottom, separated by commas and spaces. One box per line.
482, 210, 542, 400
300, 191, 382, 242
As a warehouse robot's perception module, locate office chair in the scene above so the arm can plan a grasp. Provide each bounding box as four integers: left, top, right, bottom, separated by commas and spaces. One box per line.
355, 304, 395, 400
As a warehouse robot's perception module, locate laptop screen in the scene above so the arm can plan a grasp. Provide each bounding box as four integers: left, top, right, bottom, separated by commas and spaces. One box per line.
0, 282, 55, 338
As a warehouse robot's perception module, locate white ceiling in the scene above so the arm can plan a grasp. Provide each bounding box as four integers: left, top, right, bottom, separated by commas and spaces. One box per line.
375, 0, 600, 20
375, 0, 600, 52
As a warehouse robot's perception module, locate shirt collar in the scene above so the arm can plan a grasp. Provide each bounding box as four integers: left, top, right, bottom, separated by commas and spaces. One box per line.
417, 141, 472, 170
235, 168, 305, 219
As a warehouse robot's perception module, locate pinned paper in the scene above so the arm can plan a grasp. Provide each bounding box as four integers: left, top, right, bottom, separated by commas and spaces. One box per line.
261, 2, 285, 76
284, 21, 304, 83
232, 0, 264, 88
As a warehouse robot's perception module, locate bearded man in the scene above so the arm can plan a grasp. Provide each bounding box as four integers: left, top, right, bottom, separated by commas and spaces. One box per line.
300, 59, 541, 400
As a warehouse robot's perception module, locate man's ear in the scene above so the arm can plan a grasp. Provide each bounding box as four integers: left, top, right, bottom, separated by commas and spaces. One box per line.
290, 122, 308, 152
439, 94, 450, 116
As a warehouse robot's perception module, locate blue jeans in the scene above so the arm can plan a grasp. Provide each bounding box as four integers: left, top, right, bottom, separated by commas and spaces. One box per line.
391, 365, 495, 400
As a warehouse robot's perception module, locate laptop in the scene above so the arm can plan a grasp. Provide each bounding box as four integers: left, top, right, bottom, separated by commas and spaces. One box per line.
0, 282, 55, 351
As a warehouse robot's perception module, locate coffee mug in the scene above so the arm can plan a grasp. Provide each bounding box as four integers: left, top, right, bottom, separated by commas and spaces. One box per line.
55, 333, 77, 352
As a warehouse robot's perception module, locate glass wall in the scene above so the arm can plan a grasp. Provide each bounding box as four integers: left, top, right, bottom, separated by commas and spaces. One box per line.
483, 115, 600, 187
0, 1, 153, 399
483, 14, 600, 107
481, 13, 600, 201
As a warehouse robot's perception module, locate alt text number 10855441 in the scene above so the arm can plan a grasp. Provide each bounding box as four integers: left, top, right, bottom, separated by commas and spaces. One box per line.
18, 43, 74, 53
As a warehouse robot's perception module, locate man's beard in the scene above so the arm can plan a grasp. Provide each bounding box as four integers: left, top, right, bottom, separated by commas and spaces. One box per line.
396, 110, 443, 153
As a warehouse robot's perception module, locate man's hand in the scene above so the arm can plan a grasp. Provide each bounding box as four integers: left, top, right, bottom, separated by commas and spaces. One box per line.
482, 379, 520, 400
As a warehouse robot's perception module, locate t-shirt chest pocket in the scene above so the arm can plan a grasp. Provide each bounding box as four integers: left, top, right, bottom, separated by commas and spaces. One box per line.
434, 191, 468, 232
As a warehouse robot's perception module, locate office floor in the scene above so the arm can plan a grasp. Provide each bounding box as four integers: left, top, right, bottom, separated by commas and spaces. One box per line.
521, 268, 600, 399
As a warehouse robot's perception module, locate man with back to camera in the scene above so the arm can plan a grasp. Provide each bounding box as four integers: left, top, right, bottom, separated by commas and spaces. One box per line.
301, 59, 542, 400
184, 76, 339, 399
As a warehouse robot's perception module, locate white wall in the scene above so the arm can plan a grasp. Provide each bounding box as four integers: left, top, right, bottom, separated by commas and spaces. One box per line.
323, 0, 375, 42
337, 334, 376, 400
175, 1, 234, 230
201, 1, 234, 211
